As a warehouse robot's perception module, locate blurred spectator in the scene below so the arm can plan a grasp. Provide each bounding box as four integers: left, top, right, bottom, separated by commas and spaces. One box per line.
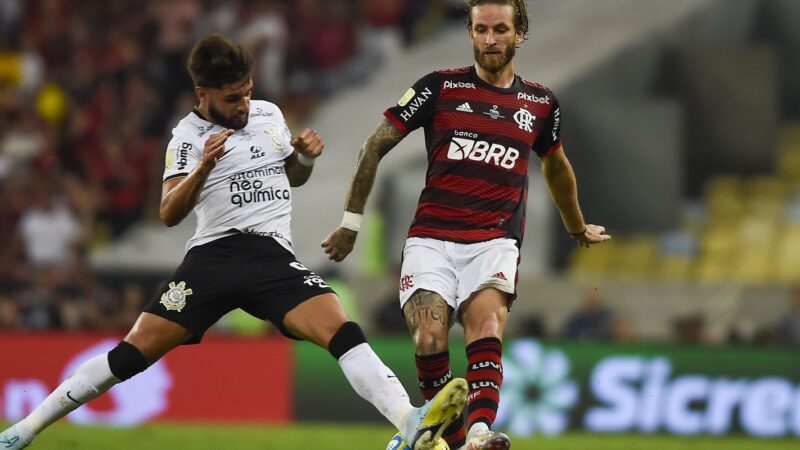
518, 312, 547, 340
775, 285, 800, 346
671, 312, 711, 345
240, 1, 288, 99
561, 289, 636, 342
16, 176, 84, 270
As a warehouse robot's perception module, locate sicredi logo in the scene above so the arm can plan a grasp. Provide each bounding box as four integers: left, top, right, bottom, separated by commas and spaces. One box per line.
447, 135, 519, 169
517, 92, 550, 104
585, 356, 800, 437
443, 80, 476, 89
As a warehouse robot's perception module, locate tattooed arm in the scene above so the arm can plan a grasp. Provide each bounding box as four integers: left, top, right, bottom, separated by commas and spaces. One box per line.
321, 118, 404, 261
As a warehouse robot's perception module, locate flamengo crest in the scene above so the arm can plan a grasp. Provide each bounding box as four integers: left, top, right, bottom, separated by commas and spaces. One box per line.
514, 108, 535, 132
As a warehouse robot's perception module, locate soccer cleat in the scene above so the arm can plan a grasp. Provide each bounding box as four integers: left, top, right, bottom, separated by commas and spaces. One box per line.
386, 432, 449, 450
465, 430, 510, 450
401, 378, 467, 450
0, 424, 34, 449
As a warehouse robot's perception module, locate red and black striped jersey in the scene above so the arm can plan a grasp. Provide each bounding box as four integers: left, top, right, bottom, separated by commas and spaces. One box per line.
384, 65, 562, 245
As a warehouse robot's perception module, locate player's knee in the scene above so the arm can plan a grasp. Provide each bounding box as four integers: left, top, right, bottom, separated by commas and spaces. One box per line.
465, 318, 503, 342
107, 341, 149, 381
328, 321, 367, 360
413, 327, 449, 355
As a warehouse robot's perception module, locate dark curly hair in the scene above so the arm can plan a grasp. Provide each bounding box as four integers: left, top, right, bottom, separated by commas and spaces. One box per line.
465, 0, 530, 42
187, 34, 254, 88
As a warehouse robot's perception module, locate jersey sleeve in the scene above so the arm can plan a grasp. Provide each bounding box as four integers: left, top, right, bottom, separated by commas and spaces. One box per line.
163, 131, 202, 182
384, 71, 441, 135
278, 112, 294, 160
532, 93, 563, 157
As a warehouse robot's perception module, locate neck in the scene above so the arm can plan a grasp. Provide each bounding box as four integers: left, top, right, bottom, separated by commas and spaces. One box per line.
474, 62, 516, 89
195, 103, 211, 121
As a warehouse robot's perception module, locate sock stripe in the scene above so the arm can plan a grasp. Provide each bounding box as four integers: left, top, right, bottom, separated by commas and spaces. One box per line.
466, 338, 503, 430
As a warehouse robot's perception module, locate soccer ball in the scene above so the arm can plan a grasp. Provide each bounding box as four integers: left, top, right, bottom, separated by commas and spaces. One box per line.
386, 433, 450, 450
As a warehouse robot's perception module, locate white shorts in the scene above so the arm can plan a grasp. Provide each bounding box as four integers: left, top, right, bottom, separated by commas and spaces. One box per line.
398, 237, 519, 313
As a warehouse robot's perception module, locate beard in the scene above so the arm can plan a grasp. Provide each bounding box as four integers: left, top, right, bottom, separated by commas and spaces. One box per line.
209, 103, 249, 130
473, 44, 516, 74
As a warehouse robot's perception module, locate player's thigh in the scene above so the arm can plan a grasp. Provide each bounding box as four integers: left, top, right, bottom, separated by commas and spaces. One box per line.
142, 238, 244, 345
240, 247, 335, 341
399, 237, 458, 311
282, 292, 349, 348
124, 312, 193, 364
454, 238, 518, 312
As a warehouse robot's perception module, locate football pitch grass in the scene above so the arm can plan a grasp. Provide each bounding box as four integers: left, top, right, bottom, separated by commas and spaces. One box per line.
2, 422, 797, 450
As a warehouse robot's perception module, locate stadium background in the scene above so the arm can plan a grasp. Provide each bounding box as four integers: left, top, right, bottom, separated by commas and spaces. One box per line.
1, 0, 799, 448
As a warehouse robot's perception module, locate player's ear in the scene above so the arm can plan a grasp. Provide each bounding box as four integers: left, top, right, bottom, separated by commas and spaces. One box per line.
194, 86, 206, 103
515, 30, 524, 45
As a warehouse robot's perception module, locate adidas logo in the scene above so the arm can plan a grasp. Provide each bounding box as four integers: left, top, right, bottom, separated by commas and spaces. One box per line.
491, 272, 507, 281
456, 102, 473, 113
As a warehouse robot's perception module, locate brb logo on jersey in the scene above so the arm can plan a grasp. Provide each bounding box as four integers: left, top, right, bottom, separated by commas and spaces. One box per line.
447, 131, 519, 169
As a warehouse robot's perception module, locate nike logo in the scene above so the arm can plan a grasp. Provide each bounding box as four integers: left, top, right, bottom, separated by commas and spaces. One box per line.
219, 146, 237, 160
387, 375, 397, 379
66, 390, 83, 405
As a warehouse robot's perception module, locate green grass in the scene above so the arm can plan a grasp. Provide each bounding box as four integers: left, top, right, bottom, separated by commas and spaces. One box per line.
2, 422, 797, 450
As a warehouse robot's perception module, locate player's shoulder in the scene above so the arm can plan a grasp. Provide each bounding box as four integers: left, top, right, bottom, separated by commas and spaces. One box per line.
519, 77, 556, 95
172, 111, 212, 142
435, 66, 472, 76
250, 99, 282, 114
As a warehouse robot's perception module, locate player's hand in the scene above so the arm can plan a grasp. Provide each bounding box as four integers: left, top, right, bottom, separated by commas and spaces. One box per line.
321, 227, 357, 262
200, 129, 235, 172
571, 224, 611, 248
291, 128, 324, 161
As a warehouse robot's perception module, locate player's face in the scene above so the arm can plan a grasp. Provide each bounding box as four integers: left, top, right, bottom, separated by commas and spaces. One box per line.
202, 77, 253, 130
468, 4, 523, 74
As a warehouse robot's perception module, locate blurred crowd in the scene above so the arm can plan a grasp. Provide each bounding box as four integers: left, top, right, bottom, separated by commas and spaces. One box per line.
0, 0, 442, 332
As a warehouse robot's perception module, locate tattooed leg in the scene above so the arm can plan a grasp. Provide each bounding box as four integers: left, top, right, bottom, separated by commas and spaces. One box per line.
403, 289, 452, 356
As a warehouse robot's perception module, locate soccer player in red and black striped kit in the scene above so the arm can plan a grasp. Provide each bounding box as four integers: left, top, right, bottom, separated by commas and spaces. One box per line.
324, 1, 610, 449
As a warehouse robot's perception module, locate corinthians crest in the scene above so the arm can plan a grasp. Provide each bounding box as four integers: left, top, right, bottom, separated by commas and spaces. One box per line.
160, 281, 193, 312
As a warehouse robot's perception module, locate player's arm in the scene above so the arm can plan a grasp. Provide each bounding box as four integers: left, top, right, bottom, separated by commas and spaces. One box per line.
284, 128, 324, 187
539, 146, 610, 247
321, 118, 404, 261
159, 129, 233, 227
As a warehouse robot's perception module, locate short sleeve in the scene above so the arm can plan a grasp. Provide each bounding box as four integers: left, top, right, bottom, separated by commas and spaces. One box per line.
384, 72, 441, 135
163, 132, 202, 182
532, 94, 563, 157
279, 113, 294, 160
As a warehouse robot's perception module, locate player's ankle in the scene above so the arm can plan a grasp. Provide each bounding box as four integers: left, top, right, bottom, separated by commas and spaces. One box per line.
12, 421, 36, 443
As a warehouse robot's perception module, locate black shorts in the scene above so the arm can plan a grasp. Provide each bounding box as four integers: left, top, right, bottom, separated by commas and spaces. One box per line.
143, 233, 335, 344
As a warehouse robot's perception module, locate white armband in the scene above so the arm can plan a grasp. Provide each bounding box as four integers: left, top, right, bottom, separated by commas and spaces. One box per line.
341, 211, 363, 232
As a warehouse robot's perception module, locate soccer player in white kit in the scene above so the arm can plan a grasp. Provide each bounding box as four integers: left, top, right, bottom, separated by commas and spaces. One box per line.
0, 34, 466, 450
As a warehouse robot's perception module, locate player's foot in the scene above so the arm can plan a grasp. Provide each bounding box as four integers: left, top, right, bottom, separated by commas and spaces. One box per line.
465, 430, 510, 450
386, 432, 449, 450
0, 423, 34, 449
401, 378, 467, 450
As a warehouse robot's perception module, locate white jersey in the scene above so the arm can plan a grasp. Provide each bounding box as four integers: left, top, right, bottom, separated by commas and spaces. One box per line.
163, 100, 295, 253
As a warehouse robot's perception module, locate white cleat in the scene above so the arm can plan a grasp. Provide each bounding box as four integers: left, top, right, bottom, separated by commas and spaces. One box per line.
465, 430, 510, 450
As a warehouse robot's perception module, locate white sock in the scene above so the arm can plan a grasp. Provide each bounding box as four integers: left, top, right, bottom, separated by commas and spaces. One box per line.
21, 353, 120, 434
337, 343, 413, 430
